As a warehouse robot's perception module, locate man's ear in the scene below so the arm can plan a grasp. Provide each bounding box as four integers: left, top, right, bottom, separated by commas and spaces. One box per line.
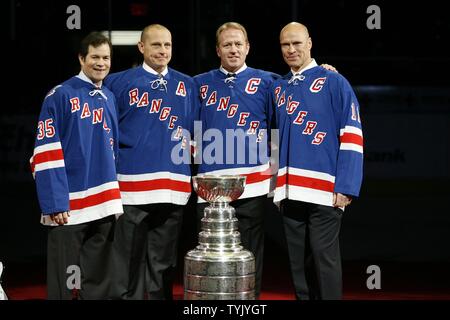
137, 41, 145, 54
78, 54, 84, 65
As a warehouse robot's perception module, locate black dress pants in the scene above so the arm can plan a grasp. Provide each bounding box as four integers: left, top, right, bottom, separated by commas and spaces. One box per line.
110, 203, 183, 300
281, 199, 343, 300
47, 215, 115, 300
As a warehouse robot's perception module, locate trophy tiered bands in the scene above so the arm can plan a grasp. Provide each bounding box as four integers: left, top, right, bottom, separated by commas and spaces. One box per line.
184, 175, 255, 300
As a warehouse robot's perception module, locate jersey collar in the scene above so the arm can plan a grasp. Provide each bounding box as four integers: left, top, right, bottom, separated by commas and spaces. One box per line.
291, 58, 318, 75
220, 63, 247, 76
142, 62, 168, 77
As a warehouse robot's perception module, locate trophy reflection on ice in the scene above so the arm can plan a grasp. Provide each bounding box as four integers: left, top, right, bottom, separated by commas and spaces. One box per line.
184, 175, 255, 300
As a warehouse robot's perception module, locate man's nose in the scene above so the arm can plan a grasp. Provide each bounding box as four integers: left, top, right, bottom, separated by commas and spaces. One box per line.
287, 44, 296, 52
230, 44, 239, 52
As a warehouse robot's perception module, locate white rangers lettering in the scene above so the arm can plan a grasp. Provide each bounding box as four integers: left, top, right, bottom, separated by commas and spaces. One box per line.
129, 88, 139, 105
302, 121, 317, 135
103, 119, 111, 133
237, 112, 250, 126
247, 121, 260, 134
70, 97, 80, 112
92, 108, 103, 124
293, 110, 308, 125
217, 96, 230, 111
200, 85, 208, 99
274, 86, 281, 101
227, 104, 238, 118
174, 126, 183, 140
312, 132, 327, 145
150, 99, 162, 113
159, 107, 171, 121
256, 130, 265, 143
206, 91, 217, 106
137, 92, 149, 107
286, 99, 299, 114
181, 136, 187, 149
168, 115, 178, 129
80, 103, 91, 119
278, 91, 286, 107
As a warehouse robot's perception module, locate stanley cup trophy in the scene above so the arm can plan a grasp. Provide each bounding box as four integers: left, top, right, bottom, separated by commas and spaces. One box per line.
184, 175, 256, 300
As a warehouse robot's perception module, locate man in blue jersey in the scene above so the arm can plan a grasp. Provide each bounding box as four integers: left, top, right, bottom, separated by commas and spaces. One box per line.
30, 32, 122, 299
272, 22, 364, 300
105, 24, 195, 300
194, 22, 280, 298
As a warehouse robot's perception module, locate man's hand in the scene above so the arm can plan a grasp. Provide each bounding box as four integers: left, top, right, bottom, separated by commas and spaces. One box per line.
50, 211, 70, 225
320, 63, 338, 73
333, 193, 352, 208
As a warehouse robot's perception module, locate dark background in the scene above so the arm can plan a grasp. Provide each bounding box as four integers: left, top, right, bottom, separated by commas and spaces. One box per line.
1, 0, 450, 297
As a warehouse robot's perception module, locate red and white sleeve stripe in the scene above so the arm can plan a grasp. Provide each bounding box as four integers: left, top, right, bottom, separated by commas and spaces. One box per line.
339, 126, 363, 154
30, 142, 65, 175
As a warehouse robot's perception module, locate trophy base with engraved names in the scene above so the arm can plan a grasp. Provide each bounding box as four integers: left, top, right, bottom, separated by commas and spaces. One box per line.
184, 175, 255, 300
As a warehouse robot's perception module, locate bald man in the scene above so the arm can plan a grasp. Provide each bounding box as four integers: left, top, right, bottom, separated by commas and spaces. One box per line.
272, 22, 364, 299
105, 24, 196, 300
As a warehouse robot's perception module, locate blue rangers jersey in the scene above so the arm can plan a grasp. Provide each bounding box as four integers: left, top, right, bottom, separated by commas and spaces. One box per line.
30, 72, 123, 226
104, 64, 195, 205
194, 66, 279, 200
272, 60, 363, 206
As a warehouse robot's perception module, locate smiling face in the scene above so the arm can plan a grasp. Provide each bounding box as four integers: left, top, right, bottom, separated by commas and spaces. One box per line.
79, 43, 111, 86
138, 26, 172, 73
216, 28, 250, 73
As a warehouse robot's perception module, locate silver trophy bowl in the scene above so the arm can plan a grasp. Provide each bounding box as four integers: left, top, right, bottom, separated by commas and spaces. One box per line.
193, 175, 246, 203
184, 175, 256, 300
